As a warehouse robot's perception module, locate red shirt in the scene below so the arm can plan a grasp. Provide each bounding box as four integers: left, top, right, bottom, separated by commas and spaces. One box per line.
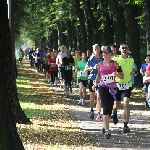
48, 57, 57, 71
146, 64, 150, 72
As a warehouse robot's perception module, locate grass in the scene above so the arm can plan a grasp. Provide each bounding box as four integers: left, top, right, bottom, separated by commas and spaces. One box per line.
16, 62, 98, 150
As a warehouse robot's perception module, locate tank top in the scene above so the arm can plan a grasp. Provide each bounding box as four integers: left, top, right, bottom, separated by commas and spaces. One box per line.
99, 60, 116, 88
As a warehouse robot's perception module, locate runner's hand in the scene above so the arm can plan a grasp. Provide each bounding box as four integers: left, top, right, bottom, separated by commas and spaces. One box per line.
111, 72, 116, 76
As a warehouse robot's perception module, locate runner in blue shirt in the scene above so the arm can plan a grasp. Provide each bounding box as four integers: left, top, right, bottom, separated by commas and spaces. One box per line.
84, 44, 103, 120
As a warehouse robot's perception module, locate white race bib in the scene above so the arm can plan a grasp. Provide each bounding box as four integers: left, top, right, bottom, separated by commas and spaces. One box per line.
117, 83, 129, 90
65, 65, 71, 70
79, 71, 87, 77
102, 74, 115, 84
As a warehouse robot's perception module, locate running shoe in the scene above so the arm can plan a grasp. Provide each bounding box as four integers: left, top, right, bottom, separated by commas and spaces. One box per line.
70, 87, 72, 93
65, 94, 69, 98
123, 126, 130, 133
96, 114, 102, 121
53, 82, 57, 86
104, 130, 111, 139
101, 127, 105, 134
81, 99, 85, 106
89, 111, 94, 120
78, 99, 82, 105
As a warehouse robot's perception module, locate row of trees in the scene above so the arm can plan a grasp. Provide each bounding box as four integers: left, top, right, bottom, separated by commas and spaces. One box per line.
13, 0, 150, 85
0, 0, 149, 149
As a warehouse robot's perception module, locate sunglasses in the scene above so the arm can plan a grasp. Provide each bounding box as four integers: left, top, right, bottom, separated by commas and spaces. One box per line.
122, 47, 128, 50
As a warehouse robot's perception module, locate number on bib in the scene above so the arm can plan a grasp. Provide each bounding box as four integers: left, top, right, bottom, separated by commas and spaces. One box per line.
65, 65, 71, 70
102, 74, 114, 84
117, 83, 129, 90
79, 71, 87, 77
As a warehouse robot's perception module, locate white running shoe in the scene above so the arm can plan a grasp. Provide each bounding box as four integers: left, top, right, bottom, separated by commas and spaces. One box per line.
78, 99, 82, 105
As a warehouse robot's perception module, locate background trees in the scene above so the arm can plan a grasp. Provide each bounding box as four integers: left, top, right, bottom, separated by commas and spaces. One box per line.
13, 0, 150, 86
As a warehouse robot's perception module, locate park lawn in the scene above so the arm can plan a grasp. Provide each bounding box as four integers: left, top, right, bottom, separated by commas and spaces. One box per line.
16, 64, 98, 150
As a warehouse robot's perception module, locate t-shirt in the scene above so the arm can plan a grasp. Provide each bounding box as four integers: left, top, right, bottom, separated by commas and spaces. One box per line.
77, 61, 88, 80
73, 56, 81, 70
146, 63, 150, 71
112, 55, 134, 87
18, 50, 24, 58
48, 57, 57, 71
33, 52, 41, 63
57, 51, 67, 66
141, 63, 149, 73
87, 56, 103, 80
63, 57, 74, 72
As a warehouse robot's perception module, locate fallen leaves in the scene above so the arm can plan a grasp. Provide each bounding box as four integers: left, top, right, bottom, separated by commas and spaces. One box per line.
16, 62, 97, 150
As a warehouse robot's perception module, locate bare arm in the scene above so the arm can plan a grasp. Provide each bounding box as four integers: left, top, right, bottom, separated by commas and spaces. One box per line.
140, 68, 145, 76
94, 63, 100, 86
114, 61, 124, 79
143, 71, 150, 83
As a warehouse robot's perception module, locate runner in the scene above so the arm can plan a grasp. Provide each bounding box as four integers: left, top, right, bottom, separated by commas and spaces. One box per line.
48, 52, 58, 86
33, 48, 41, 73
17, 48, 24, 67
62, 50, 75, 98
74, 52, 88, 106
140, 55, 150, 108
143, 62, 150, 109
84, 44, 103, 120
112, 41, 135, 133
73, 51, 81, 87
56, 45, 67, 88
93, 46, 123, 139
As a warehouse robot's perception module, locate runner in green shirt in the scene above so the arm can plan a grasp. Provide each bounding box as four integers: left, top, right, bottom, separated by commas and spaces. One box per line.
74, 52, 88, 106
17, 48, 24, 67
112, 41, 135, 133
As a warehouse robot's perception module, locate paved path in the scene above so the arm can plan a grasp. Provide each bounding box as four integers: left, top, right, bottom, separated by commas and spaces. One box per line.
22, 59, 150, 150
47, 83, 150, 150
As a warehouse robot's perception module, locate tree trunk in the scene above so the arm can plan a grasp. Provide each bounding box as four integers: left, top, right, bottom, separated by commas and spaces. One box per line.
83, 0, 102, 46
0, 0, 25, 149
66, 20, 73, 49
72, 20, 77, 50
60, 22, 67, 47
53, 29, 58, 50
109, 0, 126, 49
143, 0, 150, 52
75, 0, 87, 52
125, 3, 142, 87
77, 26, 82, 51
87, 20, 93, 51
103, 15, 114, 45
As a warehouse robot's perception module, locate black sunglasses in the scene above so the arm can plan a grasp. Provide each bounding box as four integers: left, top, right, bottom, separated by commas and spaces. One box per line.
122, 47, 128, 50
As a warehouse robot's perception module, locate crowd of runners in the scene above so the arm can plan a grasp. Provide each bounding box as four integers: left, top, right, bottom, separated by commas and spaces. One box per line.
17, 42, 150, 139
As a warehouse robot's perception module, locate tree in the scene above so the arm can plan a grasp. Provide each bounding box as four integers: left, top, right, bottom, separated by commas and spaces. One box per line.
0, 0, 25, 149
143, 0, 150, 52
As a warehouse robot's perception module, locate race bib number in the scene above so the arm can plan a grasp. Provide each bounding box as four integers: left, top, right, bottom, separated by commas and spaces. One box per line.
65, 65, 71, 70
117, 83, 129, 90
102, 74, 115, 84
79, 71, 87, 77
51, 64, 55, 67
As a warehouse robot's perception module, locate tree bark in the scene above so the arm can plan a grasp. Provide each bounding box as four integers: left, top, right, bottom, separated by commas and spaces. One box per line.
0, 0, 25, 149
66, 20, 73, 49
75, 0, 87, 52
143, 0, 150, 52
109, 0, 126, 48
125, 3, 142, 87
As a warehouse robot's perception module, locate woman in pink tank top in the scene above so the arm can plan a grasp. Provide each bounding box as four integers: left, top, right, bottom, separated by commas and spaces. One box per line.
93, 46, 124, 139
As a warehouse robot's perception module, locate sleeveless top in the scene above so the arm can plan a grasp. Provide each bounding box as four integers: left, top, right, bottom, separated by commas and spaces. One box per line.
99, 60, 116, 88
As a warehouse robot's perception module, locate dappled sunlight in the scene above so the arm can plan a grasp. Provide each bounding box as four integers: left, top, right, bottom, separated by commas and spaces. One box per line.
17, 61, 98, 149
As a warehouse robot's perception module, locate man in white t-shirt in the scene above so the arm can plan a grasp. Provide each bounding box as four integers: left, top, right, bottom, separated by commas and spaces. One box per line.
56, 45, 67, 85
